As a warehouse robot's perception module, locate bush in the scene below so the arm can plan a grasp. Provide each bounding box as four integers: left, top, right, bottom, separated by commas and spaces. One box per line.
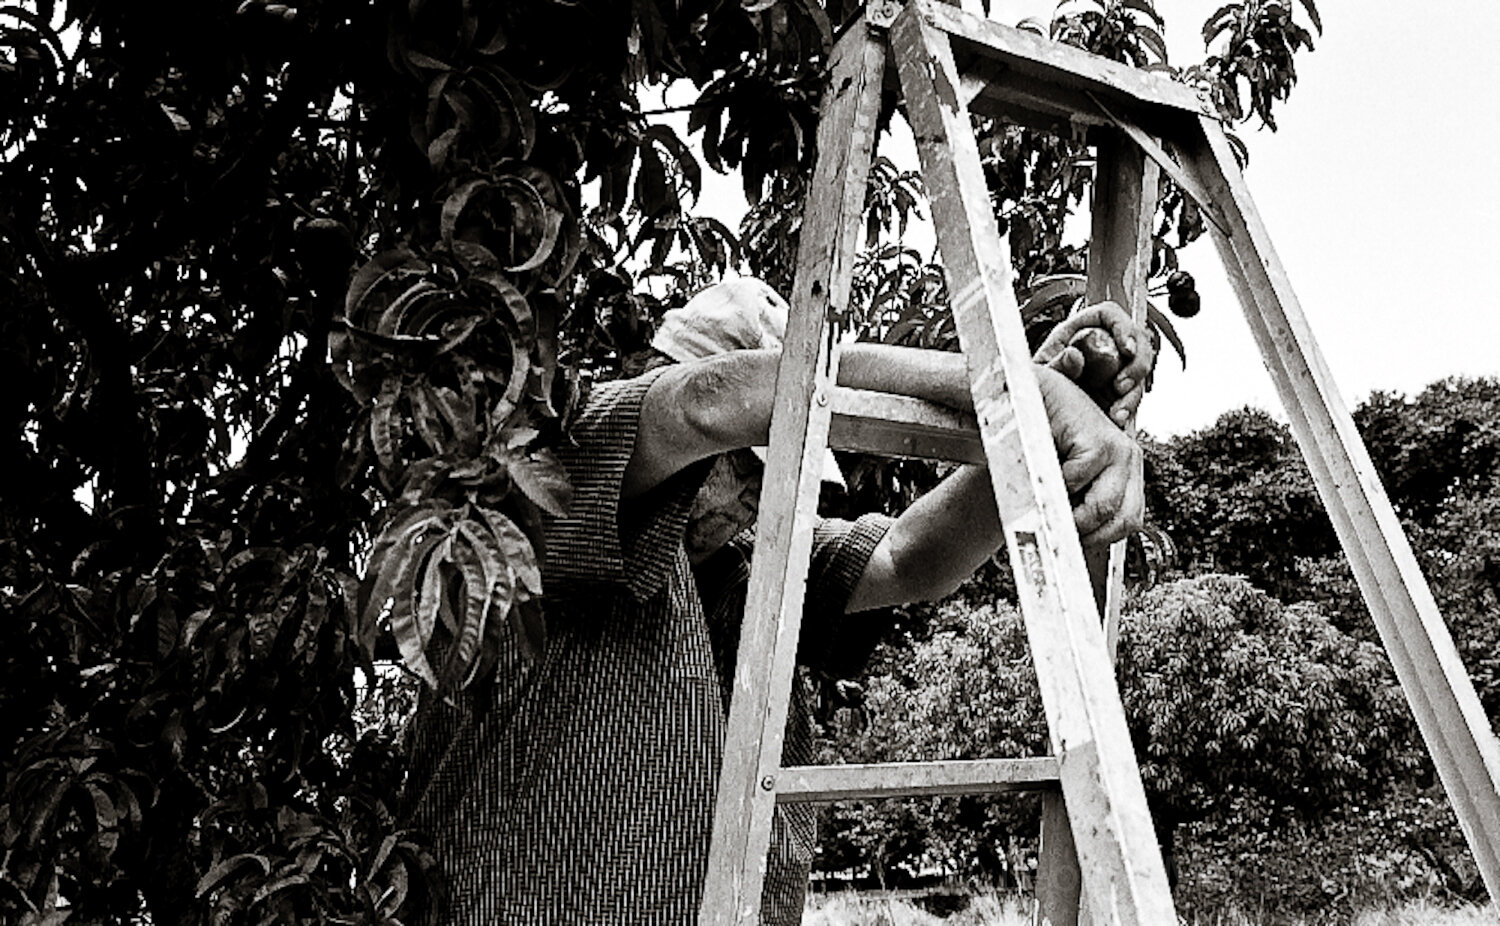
814, 574, 1430, 910
1174, 780, 1483, 923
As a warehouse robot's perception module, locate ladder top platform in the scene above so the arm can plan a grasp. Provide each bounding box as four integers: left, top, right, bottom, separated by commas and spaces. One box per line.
871, 0, 1214, 135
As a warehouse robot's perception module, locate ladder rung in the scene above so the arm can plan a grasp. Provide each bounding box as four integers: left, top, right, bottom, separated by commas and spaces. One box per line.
827, 387, 986, 464
774, 758, 1059, 803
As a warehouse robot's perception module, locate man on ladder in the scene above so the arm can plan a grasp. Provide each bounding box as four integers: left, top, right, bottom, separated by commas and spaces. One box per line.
402, 275, 1155, 924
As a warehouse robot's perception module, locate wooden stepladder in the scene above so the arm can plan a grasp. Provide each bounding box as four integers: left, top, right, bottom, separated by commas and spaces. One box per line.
700, 1, 1500, 923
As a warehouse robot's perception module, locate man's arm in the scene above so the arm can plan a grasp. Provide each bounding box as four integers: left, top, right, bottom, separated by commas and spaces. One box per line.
622, 330, 1146, 608
844, 364, 1143, 613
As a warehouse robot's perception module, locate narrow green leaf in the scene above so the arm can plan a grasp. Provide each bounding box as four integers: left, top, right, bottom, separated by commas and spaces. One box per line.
388, 530, 449, 688
633, 142, 670, 219
477, 508, 542, 596
251, 872, 309, 904
642, 123, 703, 204
457, 518, 513, 605
404, 49, 452, 71
423, 70, 453, 138
439, 178, 492, 254
1297, 0, 1321, 33
1133, 24, 1169, 63
407, 382, 449, 454
1201, 3, 1240, 46
1120, 0, 1165, 28
345, 249, 426, 325
799, 0, 833, 54
413, 534, 453, 673
1146, 302, 1187, 369
376, 855, 410, 917
467, 269, 535, 342
428, 125, 461, 171
369, 377, 405, 477
506, 449, 573, 517
358, 503, 451, 626
429, 384, 478, 452
367, 834, 398, 883
497, 174, 563, 273
195, 853, 272, 898
445, 534, 493, 688
470, 64, 536, 159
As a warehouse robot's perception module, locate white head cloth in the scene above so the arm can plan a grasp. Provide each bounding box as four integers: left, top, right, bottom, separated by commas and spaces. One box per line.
652, 277, 845, 488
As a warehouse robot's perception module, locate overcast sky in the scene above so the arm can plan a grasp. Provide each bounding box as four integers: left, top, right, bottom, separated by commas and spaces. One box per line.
680, 1, 1500, 437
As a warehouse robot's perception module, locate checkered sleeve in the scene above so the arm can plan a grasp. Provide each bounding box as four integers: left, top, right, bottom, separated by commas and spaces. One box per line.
542, 367, 706, 603
799, 512, 899, 678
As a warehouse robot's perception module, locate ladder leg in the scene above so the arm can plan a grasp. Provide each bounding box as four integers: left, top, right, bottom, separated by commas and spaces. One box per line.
1179, 114, 1500, 905
1040, 131, 1164, 923
697, 17, 887, 926
1084, 130, 1161, 660
1035, 791, 1081, 926
890, 7, 1176, 924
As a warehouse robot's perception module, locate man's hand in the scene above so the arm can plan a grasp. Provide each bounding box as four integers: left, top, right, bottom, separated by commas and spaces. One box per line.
1035, 365, 1144, 546
1033, 301, 1155, 428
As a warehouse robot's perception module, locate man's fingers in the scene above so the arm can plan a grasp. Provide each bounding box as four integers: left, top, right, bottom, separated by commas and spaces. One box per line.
1092, 303, 1138, 359
1068, 445, 1143, 541
1079, 509, 1133, 547
1060, 446, 1105, 496
1048, 346, 1085, 380
1109, 387, 1145, 427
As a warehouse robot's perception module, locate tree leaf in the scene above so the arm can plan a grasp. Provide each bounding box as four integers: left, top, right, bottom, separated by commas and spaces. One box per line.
250, 872, 309, 904
1201, 3, 1241, 47
376, 853, 410, 917
444, 531, 493, 688
633, 141, 670, 219
388, 529, 449, 688
439, 178, 492, 254
496, 174, 563, 272
345, 249, 427, 325
369, 376, 406, 477
1121, 0, 1165, 28
1146, 302, 1187, 369
642, 123, 702, 205
195, 853, 272, 898
474, 507, 542, 596
1133, 23, 1169, 64
406, 381, 449, 454
466, 64, 536, 159
1297, 0, 1322, 33
506, 449, 573, 517
467, 268, 535, 342
404, 49, 452, 71
359, 502, 452, 627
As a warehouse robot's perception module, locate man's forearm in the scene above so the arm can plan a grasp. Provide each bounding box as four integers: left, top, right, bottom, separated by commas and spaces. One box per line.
835, 343, 973, 412
845, 463, 1002, 612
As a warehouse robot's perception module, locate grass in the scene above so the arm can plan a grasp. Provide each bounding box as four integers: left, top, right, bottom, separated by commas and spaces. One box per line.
1352, 899, 1497, 926
804, 889, 1028, 926
802, 891, 1496, 926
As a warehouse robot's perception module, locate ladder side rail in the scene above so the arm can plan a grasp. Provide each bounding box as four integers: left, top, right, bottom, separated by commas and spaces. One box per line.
697, 19, 888, 926
1035, 790, 1084, 926
1037, 130, 1164, 926
891, 7, 1176, 924
1084, 131, 1161, 658
1179, 114, 1500, 904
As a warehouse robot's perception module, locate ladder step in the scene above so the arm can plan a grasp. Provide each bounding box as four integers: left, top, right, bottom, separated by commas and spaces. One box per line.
827, 387, 986, 464
774, 758, 1059, 803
